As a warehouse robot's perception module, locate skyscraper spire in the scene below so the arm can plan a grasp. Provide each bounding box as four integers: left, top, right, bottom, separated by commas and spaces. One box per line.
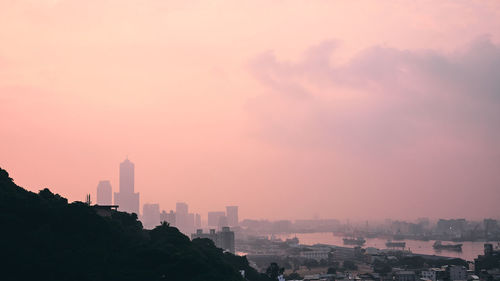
114, 158, 140, 215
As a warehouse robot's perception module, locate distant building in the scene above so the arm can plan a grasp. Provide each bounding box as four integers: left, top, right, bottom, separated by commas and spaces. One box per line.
176, 202, 189, 233
395, 271, 416, 281
218, 227, 235, 254
449, 266, 467, 281
114, 158, 140, 215
96, 180, 112, 205
191, 227, 235, 254
474, 243, 500, 273
436, 219, 466, 235
187, 213, 195, 234
161, 210, 176, 226
208, 211, 225, 227
226, 206, 239, 227
421, 268, 446, 281
142, 203, 160, 229
218, 215, 228, 229
195, 213, 201, 228
484, 219, 499, 235
300, 250, 330, 261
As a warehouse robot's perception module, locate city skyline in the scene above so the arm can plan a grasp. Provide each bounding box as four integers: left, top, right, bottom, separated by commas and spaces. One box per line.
90, 159, 498, 226
2, 1, 500, 280
1, 0, 500, 221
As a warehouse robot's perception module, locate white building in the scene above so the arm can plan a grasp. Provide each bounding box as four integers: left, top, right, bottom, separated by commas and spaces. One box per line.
300, 250, 330, 261
421, 268, 446, 281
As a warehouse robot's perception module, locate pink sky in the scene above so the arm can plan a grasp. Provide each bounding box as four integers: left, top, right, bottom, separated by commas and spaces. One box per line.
1, 0, 500, 221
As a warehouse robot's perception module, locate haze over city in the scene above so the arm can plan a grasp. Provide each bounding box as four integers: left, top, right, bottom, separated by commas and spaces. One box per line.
1, 0, 500, 221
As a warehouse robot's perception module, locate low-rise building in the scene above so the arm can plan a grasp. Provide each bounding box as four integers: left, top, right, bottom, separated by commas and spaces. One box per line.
300, 250, 330, 261
191, 227, 235, 254
449, 265, 467, 281
421, 268, 446, 281
395, 271, 416, 281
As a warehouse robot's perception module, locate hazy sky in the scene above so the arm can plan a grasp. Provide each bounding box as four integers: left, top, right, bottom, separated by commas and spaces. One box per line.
1, 0, 500, 221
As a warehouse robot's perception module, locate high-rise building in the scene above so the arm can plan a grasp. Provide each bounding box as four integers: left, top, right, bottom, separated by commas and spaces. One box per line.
218, 215, 228, 230
96, 180, 112, 205
176, 202, 189, 233
114, 158, 140, 215
161, 210, 176, 226
187, 213, 195, 234
191, 227, 235, 254
195, 213, 201, 228
208, 211, 225, 227
142, 203, 160, 229
226, 206, 238, 227
219, 227, 235, 254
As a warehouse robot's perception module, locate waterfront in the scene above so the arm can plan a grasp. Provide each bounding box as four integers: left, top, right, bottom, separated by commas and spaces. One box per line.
275, 232, 499, 261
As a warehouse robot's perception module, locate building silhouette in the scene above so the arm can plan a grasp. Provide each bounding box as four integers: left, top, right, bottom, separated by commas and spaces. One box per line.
176, 202, 189, 233
187, 213, 195, 234
114, 158, 140, 215
96, 180, 112, 205
142, 203, 160, 229
161, 210, 176, 226
218, 215, 228, 230
195, 213, 201, 228
208, 211, 225, 227
191, 227, 235, 254
226, 206, 238, 227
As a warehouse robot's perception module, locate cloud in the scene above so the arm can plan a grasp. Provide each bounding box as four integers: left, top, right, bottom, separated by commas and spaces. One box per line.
248, 36, 500, 155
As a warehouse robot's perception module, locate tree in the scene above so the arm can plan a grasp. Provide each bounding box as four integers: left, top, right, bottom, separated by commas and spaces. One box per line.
0, 167, 267, 281
266, 263, 284, 281
343, 260, 358, 270
373, 260, 392, 275
303, 259, 319, 270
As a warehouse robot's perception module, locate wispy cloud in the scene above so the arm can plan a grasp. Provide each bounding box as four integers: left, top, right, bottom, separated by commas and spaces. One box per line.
248, 36, 500, 154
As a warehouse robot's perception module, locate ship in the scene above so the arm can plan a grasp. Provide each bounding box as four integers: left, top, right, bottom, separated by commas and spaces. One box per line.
385, 240, 406, 248
343, 237, 366, 246
433, 241, 462, 251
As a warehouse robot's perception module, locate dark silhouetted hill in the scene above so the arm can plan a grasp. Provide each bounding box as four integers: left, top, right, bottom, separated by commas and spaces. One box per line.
0, 168, 270, 281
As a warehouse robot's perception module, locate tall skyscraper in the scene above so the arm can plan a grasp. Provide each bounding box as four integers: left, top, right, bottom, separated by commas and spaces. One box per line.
96, 180, 112, 205
114, 158, 140, 215
176, 202, 189, 233
226, 206, 238, 227
142, 203, 160, 229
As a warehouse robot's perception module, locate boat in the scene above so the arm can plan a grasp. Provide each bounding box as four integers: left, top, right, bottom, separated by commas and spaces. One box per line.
433, 241, 462, 251
385, 240, 406, 248
343, 237, 366, 246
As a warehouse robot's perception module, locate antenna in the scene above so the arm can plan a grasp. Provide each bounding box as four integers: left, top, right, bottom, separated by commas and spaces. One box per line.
85, 194, 92, 205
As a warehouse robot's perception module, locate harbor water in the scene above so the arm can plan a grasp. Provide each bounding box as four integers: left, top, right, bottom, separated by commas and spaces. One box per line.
275, 232, 497, 261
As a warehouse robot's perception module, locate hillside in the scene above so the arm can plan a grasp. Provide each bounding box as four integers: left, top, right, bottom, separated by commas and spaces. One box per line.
0, 168, 269, 281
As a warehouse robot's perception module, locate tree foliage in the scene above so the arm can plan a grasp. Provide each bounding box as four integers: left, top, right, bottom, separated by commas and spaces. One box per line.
0, 167, 269, 281
265, 262, 284, 280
